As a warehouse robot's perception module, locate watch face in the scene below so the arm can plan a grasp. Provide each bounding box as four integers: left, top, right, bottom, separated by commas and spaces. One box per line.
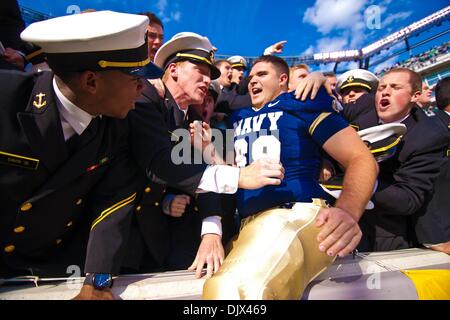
93, 273, 112, 289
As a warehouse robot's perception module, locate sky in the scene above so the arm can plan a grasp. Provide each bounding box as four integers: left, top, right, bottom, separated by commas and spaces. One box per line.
18, 0, 449, 73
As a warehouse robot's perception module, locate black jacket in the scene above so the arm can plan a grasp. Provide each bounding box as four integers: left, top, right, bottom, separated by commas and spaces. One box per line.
0, 70, 139, 277
413, 109, 450, 245
352, 106, 450, 251
126, 82, 229, 270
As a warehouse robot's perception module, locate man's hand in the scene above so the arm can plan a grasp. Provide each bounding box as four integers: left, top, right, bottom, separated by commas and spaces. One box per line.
315, 207, 362, 257
72, 285, 114, 300
319, 159, 336, 182
269, 40, 287, 54
238, 158, 285, 189
295, 71, 333, 101
189, 121, 213, 149
188, 233, 224, 279
168, 195, 190, 217
3, 48, 25, 70
148, 78, 165, 98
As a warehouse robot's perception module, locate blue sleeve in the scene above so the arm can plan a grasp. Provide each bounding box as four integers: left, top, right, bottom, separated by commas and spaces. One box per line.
310, 112, 349, 146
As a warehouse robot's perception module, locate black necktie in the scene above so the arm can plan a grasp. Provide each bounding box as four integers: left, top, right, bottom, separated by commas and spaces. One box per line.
65, 117, 100, 155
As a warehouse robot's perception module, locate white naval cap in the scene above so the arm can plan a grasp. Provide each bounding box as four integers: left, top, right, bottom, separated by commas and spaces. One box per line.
20, 11, 162, 78
227, 55, 247, 70
357, 123, 406, 162
336, 69, 379, 94
154, 31, 220, 80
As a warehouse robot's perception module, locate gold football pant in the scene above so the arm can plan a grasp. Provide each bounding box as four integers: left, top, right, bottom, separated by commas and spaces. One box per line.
202, 199, 335, 300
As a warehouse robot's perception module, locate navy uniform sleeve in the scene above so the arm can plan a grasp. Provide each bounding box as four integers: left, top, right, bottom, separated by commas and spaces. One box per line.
84, 136, 139, 274
286, 88, 349, 146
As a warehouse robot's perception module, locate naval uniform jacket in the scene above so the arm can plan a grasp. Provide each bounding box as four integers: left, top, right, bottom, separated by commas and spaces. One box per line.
413, 109, 450, 245
351, 106, 450, 251
127, 81, 226, 269
0, 70, 139, 277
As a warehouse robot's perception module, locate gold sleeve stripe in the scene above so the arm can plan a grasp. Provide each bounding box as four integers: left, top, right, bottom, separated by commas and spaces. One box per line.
321, 184, 343, 190
91, 193, 137, 230
309, 112, 332, 136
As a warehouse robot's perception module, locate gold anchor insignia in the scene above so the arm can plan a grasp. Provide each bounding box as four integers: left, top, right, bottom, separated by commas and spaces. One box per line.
347, 75, 354, 83
209, 50, 215, 62
33, 93, 47, 109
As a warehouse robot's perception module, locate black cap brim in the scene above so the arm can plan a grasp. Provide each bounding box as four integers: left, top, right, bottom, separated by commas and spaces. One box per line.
126, 62, 163, 79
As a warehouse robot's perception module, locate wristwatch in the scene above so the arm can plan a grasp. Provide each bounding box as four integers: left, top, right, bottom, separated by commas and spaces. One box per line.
84, 273, 113, 290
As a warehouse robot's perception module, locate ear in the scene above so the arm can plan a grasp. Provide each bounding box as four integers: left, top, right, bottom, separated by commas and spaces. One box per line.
79, 71, 99, 94
279, 73, 289, 89
167, 63, 178, 80
410, 90, 422, 103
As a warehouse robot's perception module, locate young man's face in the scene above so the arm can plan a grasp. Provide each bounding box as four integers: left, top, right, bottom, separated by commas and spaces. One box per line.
175, 61, 211, 108
418, 82, 432, 107
191, 90, 215, 123
218, 61, 232, 87
341, 87, 368, 104
231, 66, 245, 84
248, 61, 287, 109
96, 70, 144, 118
146, 22, 164, 61
375, 71, 420, 123
288, 67, 309, 91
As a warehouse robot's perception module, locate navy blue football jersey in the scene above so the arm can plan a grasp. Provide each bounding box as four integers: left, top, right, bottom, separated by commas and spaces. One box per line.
230, 87, 348, 218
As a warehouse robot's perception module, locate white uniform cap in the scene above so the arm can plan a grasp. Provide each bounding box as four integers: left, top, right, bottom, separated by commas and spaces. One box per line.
227, 55, 247, 69
154, 31, 220, 80
20, 11, 162, 78
336, 69, 379, 94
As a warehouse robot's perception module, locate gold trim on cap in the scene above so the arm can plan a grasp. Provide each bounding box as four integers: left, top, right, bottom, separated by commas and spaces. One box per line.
98, 57, 150, 68
26, 49, 43, 61
340, 82, 372, 91
175, 53, 212, 65
370, 136, 402, 154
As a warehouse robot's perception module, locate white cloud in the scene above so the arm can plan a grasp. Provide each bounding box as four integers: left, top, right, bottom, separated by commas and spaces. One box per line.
316, 37, 348, 52
383, 11, 413, 28
155, 0, 182, 24
303, 0, 368, 34
302, 45, 315, 55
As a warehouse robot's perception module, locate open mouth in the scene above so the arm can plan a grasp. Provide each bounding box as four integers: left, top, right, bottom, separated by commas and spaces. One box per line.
251, 87, 262, 95
379, 98, 390, 109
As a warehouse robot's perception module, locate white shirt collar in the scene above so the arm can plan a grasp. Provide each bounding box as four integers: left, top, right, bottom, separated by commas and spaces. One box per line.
445, 110, 450, 117
53, 77, 94, 136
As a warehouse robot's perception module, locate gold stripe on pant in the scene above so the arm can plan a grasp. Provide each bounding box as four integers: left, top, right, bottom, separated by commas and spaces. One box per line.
202, 199, 335, 300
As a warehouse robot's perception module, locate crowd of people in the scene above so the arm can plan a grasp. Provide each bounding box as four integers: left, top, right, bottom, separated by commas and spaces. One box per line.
0, 0, 449, 300
376, 42, 449, 76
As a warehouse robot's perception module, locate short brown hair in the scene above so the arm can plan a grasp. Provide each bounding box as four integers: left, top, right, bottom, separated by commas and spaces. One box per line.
252, 55, 289, 78
290, 64, 310, 73
384, 68, 422, 93
139, 12, 164, 29
214, 59, 231, 68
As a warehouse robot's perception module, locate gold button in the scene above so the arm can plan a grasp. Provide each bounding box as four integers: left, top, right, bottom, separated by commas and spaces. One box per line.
4, 245, 15, 253
66, 221, 73, 227
56, 239, 62, 245
14, 226, 25, 233
76, 198, 83, 205
136, 205, 142, 212
145, 187, 151, 193
194, 206, 199, 212
154, 202, 159, 207
20, 203, 32, 212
